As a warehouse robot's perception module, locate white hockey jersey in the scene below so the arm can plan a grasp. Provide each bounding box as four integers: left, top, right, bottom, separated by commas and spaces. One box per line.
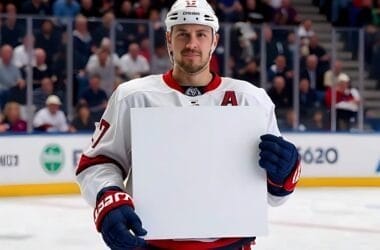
76, 70, 287, 207
76, 71, 294, 249
76, 70, 290, 248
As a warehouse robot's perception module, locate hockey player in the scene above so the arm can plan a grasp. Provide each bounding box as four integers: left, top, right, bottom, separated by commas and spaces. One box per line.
76, 0, 301, 249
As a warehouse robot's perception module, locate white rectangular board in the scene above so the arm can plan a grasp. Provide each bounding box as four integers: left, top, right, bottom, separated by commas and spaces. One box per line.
130, 106, 269, 239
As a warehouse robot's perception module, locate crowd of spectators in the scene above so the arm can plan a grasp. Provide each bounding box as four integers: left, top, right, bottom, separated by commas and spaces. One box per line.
0, 0, 378, 134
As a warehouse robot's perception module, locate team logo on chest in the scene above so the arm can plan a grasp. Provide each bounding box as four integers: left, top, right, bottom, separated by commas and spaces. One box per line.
185, 0, 197, 7
184, 87, 202, 97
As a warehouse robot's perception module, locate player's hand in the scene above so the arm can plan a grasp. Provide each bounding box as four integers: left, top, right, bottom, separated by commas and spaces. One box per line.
94, 186, 147, 250
259, 134, 301, 194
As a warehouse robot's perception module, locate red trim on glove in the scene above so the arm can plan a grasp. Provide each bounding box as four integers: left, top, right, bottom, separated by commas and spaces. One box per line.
94, 190, 134, 232
283, 159, 302, 191
267, 159, 302, 192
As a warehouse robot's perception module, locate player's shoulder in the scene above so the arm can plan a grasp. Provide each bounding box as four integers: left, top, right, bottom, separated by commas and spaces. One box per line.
115, 74, 165, 100
221, 77, 264, 94
221, 77, 273, 104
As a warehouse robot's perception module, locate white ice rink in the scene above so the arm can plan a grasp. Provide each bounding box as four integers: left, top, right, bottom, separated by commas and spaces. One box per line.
1, 188, 380, 250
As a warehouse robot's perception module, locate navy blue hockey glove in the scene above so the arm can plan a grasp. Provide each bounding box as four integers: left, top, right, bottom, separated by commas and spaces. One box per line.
259, 134, 301, 196
94, 186, 147, 250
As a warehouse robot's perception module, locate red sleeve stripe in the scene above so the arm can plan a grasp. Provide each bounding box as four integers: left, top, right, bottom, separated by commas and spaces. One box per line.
76, 154, 127, 178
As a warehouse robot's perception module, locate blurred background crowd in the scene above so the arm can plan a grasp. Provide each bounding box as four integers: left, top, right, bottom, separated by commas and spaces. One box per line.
0, 0, 379, 134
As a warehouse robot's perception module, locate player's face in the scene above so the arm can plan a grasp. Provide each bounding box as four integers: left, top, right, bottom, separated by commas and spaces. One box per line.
168, 24, 216, 74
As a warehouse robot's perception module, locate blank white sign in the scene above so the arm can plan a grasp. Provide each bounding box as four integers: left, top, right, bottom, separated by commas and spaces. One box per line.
130, 106, 269, 240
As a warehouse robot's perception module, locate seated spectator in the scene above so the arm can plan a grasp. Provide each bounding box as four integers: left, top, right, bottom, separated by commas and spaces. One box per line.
217, 0, 244, 22
231, 22, 258, 65
98, 0, 114, 17
80, 0, 99, 17
300, 54, 324, 91
267, 75, 293, 120
149, 8, 166, 47
307, 35, 330, 73
33, 77, 64, 111
85, 38, 121, 96
241, 0, 266, 23
7, 80, 27, 108
262, 24, 285, 68
283, 31, 297, 67
1, 3, 25, 47
0, 102, 27, 133
119, 43, 150, 80
116, 0, 136, 18
279, 109, 306, 131
73, 15, 93, 74
325, 73, 361, 131
305, 109, 330, 131
0, 45, 25, 108
299, 78, 320, 123
53, 0, 80, 25
21, 0, 51, 15
324, 60, 343, 88
267, 55, 293, 84
13, 35, 35, 69
150, 44, 171, 74
69, 103, 95, 132
29, 48, 55, 88
133, 0, 152, 19
297, 19, 315, 45
73, 14, 93, 99
34, 19, 62, 66
33, 95, 69, 132
50, 46, 67, 91
92, 11, 123, 48
139, 37, 151, 62
235, 59, 260, 87
273, 0, 300, 25
79, 74, 108, 121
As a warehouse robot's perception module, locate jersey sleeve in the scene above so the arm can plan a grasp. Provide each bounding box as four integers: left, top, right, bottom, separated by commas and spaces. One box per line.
75, 89, 132, 206
265, 99, 281, 137
259, 89, 296, 206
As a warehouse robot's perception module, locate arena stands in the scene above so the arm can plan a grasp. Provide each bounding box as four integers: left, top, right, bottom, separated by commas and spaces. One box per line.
0, 0, 379, 133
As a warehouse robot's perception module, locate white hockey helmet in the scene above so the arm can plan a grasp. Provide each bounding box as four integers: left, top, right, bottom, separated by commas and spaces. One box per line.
165, 0, 219, 33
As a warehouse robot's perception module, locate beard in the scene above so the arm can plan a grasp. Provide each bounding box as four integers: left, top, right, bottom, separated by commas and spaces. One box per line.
175, 49, 209, 74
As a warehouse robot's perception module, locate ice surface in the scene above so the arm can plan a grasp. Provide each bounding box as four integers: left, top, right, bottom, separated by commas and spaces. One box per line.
1, 188, 380, 250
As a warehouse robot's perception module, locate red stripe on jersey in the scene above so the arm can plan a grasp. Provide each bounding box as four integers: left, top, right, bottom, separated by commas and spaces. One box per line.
148, 237, 246, 250
162, 70, 222, 94
76, 154, 127, 178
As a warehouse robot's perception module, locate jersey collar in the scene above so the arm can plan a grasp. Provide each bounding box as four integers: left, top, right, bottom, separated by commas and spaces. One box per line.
162, 69, 222, 94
